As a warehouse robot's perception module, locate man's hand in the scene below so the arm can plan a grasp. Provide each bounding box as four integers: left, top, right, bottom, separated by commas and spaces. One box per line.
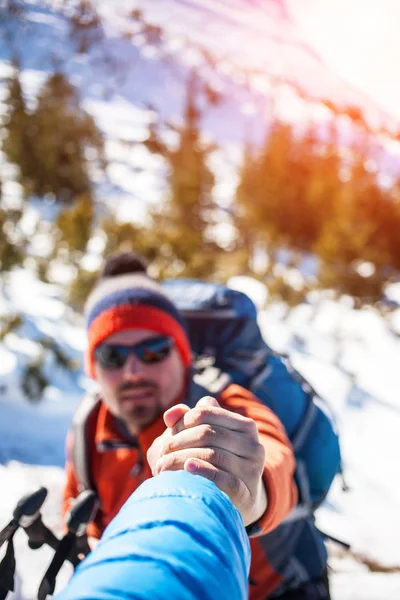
147, 396, 267, 527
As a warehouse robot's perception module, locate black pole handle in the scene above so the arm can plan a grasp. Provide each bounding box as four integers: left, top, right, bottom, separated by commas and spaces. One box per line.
0, 487, 48, 549
37, 491, 98, 598
65, 490, 98, 536
13, 487, 48, 526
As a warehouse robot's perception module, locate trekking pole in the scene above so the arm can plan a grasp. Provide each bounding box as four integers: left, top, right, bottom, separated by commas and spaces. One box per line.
0, 487, 48, 600
37, 490, 97, 600
23, 514, 85, 567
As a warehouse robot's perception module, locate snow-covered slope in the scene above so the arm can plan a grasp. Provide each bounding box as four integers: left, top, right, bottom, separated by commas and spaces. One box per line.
1, 2, 400, 598
1, 0, 400, 216
1, 270, 400, 599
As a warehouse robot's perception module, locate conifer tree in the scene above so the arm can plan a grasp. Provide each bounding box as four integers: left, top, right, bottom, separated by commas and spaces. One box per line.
21, 359, 49, 403
101, 215, 148, 258
67, 267, 99, 312
29, 72, 104, 202
69, 1, 104, 54
236, 121, 295, 255
145, 71, 220, 279
315, 154, 400, 304
3, 62, 34, 185
4, 70, 104, 202
0, 208, 24, 275
56, 193, 94, 257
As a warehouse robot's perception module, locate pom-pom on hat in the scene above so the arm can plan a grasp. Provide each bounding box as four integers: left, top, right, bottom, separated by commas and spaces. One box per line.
84, 274, 192, 378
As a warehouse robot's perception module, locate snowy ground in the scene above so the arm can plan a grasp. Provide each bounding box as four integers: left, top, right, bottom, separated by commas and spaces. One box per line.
1, 270, 400, 599
1, 2, 400, 598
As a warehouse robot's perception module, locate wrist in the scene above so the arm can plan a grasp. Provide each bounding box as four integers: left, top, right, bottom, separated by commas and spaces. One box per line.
254, 479, 268, 522
245, 480, 267, 528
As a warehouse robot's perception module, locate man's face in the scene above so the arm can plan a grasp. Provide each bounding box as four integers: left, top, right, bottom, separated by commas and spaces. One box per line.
93, 328, 186, 434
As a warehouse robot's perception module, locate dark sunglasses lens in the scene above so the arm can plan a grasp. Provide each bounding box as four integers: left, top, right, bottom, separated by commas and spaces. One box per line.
95, 338, 173, 369
95, 345, 125, 368
139, 338, 173, 364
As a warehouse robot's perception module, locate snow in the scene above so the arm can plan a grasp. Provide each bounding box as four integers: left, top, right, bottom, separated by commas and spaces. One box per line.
0, 463, 73, 600
228, 276, 268, 310
0, 1, 400, 598
0, 271, 399, 599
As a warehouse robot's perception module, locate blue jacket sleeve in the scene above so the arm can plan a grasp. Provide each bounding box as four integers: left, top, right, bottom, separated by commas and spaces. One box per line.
56, 470, 250, 600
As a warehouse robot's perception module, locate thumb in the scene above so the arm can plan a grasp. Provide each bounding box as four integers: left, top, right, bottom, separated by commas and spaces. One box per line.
163, 403, 190, 429
196, 395, 220, 409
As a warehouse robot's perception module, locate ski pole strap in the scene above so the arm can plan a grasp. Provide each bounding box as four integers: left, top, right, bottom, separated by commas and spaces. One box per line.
37, 490, 98, 598
317, 527, 351, 550
24, 516, 84, 567
24, 516, 59, 551
0, 521, 18, 549
0, 537, 15, 599
73, 535, 91, 561
38, 533, 75, 600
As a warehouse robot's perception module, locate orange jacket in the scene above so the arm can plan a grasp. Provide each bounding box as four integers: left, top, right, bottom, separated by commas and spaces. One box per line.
63, 384, 297, 598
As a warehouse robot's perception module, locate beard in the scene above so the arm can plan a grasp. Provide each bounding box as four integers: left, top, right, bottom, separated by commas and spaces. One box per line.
117, 379, 163, 432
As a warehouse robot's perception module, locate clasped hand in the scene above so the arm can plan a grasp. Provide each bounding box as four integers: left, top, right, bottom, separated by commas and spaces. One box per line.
147, 396, 267, 527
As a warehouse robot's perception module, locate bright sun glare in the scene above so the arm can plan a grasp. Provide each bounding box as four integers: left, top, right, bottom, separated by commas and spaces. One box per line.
289, 0, 400, 122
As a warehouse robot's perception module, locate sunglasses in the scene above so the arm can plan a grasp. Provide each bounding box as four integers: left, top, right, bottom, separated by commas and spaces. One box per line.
94, 336, 174, 369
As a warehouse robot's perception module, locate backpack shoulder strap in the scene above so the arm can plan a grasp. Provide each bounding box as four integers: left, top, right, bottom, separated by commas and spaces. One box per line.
277, 352, 338, 450
71, 390, 102, 493
194, 366, 231, 396
185, 367, 232, 407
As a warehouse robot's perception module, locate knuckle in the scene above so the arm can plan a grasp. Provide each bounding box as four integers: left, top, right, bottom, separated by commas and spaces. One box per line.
190, 408, 203, 424
252, 440, 265, 463
205, 447, 220, 464
252, 446, 265, 468
243, 416, 257, 433
162, 438, 175, 455
194, 406, 213, 423
162, 454, 178, 470
171, 421, 184, 435
200, 424, 217, 444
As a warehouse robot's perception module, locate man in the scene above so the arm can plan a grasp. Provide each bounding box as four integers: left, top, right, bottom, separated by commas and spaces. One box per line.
63, 252, 330, 599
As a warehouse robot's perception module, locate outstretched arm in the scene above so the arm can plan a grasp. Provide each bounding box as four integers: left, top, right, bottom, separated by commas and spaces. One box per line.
56, 471, 250, 600
147, 385, 297, 534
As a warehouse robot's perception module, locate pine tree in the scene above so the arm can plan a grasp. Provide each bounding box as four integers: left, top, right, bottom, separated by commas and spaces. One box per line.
0, 314, 23, 340
3, 63, 35, 185
235, 121, 296, 257
101, 214, 148, 258
67, 267, 99, 312
0, 208, 24, 274
21, 358, 49, 403
2, 0, 25, 23
29, 72, 104, 202
56, 193, 94, 257
4, 70, 104, 202
146, 71, 221, 279
315, 152, 400, 304
69, 1, 104, 54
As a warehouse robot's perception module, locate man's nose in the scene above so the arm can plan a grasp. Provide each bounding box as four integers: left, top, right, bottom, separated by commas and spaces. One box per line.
122, 352, 143, 376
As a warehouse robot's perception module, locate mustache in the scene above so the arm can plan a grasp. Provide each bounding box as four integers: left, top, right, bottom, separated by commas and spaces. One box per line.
118, 380, 157, 393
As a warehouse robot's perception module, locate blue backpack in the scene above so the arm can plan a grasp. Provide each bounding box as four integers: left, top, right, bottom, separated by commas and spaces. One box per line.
162, 278, 342, 513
